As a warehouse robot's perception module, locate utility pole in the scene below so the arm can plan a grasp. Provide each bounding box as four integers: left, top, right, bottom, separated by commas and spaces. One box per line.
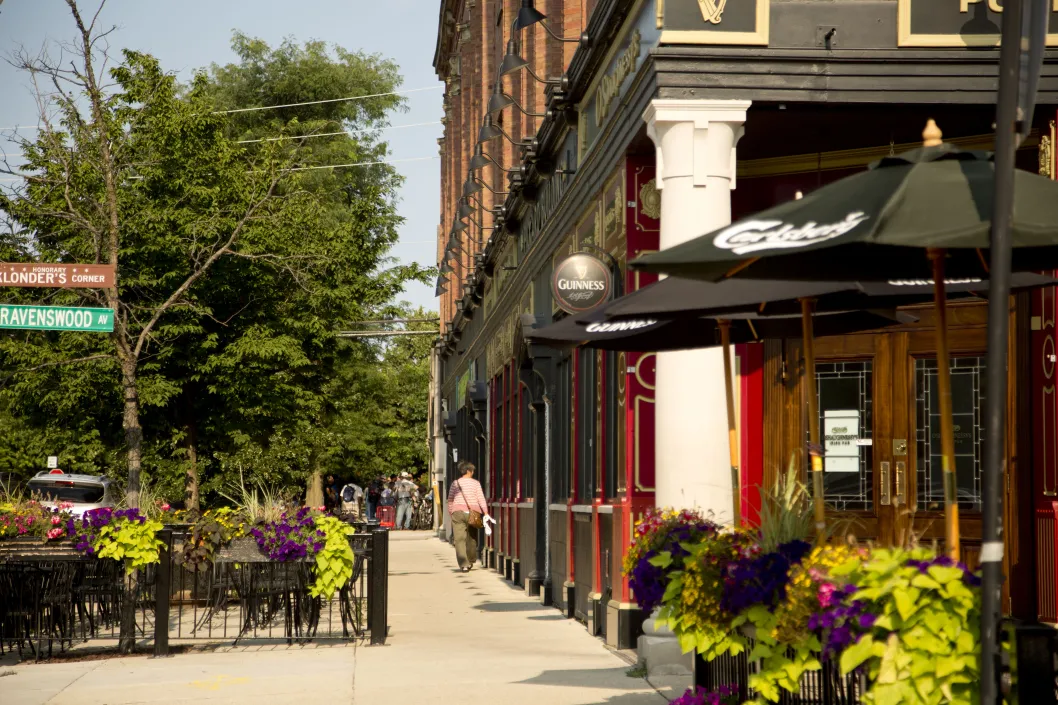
981, 0, 1023, 702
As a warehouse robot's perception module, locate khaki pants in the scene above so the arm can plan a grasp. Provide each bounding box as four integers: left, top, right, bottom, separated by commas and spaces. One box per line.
451, 511, 478, 569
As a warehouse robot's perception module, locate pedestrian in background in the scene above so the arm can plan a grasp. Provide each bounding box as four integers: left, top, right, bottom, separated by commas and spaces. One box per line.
324, 474, 340, 512
366, 478, 382, 520
395, 472, 416, 530
446, 461, 488, 572
340, 481, 364, 520
380, 482, 395, 507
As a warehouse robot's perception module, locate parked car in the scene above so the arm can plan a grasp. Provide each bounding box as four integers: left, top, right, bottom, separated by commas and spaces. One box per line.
26, 471, 116, 517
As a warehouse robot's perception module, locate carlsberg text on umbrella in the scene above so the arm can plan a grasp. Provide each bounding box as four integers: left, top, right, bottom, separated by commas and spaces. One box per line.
0, 305, 114, 332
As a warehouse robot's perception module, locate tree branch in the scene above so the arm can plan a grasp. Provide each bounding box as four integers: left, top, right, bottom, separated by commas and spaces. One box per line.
0, 353, 114, 387
132, 174, 281, 359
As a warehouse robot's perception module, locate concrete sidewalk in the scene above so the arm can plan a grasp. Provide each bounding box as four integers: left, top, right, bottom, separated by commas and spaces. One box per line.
3, 531, 685, 704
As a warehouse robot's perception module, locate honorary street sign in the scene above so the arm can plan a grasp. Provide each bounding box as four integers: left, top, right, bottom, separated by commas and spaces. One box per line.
898, 0, 1058, 47
552, 253, 613, 314
0, 304, 114, 332
0, 263, 116, 288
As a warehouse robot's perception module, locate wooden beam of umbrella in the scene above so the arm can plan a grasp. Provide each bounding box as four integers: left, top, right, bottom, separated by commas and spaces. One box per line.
718, 319, 742, 527
800, 297, 827, 544
929, 249, 961, 560
922, 120, 960, 561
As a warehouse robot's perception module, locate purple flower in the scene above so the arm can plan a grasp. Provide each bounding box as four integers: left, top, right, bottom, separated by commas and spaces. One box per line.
671, 684, 739, 705
720, 540, 811, 614
858, 613, 876, 629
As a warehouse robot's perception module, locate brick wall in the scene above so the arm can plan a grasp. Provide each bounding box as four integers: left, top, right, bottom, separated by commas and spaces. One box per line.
436, 1, 588, 333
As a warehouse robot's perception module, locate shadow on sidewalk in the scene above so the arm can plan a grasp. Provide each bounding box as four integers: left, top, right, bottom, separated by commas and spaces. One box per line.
517, 666, 657, 690
472, 601, 552, 613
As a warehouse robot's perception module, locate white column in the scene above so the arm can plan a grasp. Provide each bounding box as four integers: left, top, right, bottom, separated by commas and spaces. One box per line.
642, 99, 750, 520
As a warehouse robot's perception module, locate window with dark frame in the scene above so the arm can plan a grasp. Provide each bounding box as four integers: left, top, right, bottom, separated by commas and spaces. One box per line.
521, 383, 534, 499
504, 364, 512, 500
552, 354, 573, 502
604, 350, 619, 499
577, 348, 597, 501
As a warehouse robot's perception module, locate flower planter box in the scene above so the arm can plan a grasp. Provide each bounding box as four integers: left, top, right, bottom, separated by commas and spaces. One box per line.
215, 536, 268, 563
0, 537, 84, 561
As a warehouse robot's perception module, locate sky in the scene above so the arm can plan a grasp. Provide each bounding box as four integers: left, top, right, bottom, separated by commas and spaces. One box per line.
0, 0, 442, 312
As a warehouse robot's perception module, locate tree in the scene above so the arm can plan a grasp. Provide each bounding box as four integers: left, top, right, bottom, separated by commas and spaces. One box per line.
0, 2, 426, 508
325, 309, 434, 485
164, 34, 426, 505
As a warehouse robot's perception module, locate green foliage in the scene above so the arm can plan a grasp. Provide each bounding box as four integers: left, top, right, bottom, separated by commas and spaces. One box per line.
758, 454, 815, 553
741, 607, 821, 704
647, 514, 981, 705
653, 528, 754, 662
175, 516, 228, 572
832, 549, 981, 705
96, 516, 166, 574
218, 469, 289, 523
0, 25, 430, 505
309, 515, 356, 600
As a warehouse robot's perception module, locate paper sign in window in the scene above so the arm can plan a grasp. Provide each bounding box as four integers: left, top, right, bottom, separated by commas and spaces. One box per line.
823, 410, 860, 473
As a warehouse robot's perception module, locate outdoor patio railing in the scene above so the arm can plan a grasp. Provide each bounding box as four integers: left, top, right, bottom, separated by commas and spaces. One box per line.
693, 621, 1058, 704
0, 525, 389, 660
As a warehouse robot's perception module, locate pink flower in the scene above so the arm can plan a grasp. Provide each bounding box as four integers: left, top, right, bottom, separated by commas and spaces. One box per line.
46, 527, 65, 540
161, 503, 171, 512
51, 516, 61, 525
818, 582, 837, 608
318, 506, 325, 512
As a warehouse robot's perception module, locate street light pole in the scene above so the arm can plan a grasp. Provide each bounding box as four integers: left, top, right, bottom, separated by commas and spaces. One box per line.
982, 0, 1024, 701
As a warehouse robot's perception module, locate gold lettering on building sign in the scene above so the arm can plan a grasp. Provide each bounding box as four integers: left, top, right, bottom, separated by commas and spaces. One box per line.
604, 193, 621, 239
961, 0, 1058, 10
639, 179, 661, 220
1040, 133, 1053, 178
595, 30, 642, 128
697, 0, 728, 24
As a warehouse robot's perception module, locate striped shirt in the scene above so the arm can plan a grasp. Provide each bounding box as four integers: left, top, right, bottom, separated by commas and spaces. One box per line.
447, 477, 488, 516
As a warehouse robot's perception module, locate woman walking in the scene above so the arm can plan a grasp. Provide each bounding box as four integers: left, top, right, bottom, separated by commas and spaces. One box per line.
447, 461, 489, 572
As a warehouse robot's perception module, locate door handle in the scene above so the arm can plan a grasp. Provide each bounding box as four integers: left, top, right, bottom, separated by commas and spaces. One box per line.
895, 461, 906, 507
880, 462, 891, 506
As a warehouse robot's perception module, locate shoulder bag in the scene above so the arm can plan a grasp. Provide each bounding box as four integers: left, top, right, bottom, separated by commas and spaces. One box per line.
456, 480, 484, 529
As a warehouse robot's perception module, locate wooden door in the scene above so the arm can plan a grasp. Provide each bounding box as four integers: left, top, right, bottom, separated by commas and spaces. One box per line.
902, 313, 989, 565
769, 301, 1018, 561
811, 331, 902, 545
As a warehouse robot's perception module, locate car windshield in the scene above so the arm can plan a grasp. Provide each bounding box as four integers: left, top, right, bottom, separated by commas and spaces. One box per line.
27, 480, 105, 504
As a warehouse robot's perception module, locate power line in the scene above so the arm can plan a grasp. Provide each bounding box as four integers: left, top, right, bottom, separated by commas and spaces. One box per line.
215, 85, 442, 115
237, 120, 441, 144
337, 330, 438, 338
0, 155, 439, 181
0, 84, 444, 131
281, 156, 437, 172
348, 318, 440, 325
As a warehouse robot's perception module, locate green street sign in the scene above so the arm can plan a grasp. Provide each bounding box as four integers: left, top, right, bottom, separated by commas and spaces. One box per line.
0, 304, 114, 332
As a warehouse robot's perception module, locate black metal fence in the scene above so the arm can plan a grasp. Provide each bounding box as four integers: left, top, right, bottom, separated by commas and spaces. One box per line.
694, 621, 1058, 705
0, 525, 389, 660
694, 643, 862, 705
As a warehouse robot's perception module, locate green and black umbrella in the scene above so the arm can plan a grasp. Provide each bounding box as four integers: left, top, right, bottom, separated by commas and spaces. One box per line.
599, 272, 1057, 320
630, 123, 1058, 554
526, 308, 915, 353
529, 305, 918, 527
630, 141, 1058, 284
529, 271, 1055, 528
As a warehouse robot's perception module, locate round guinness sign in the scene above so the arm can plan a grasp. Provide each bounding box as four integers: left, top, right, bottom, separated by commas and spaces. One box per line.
551, 253, 613, 314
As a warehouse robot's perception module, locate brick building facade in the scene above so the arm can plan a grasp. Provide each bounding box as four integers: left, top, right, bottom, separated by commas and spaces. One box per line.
430, 0, 1058, 664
